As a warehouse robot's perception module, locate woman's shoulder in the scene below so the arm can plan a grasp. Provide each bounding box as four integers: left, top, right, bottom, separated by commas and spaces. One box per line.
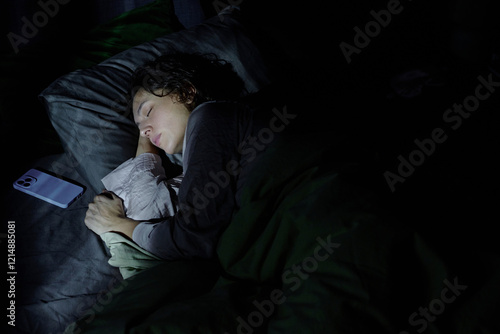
188, 100, 252, 126
191, 100, 250, 116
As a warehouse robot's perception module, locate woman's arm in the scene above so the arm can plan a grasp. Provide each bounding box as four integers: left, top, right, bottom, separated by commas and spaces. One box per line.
136, 134, 159, 157
132, 102, 253, 260
86, 149, 182, 237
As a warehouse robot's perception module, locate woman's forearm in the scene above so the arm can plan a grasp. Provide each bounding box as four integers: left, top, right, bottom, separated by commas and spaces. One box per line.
136, 135, 160, 157
110, 217, 140, 239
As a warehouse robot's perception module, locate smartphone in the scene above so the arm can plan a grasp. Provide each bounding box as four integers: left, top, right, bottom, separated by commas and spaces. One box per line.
13, 168, 85, 208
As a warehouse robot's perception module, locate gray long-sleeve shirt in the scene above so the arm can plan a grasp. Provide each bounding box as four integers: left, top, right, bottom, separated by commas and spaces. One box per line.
131, 100, 288, 260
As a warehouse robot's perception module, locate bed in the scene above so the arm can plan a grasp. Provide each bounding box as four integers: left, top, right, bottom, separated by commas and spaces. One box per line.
5, 1, 500, 333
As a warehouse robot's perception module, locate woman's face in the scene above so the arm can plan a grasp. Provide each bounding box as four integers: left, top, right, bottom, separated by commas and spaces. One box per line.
133, 89, 191, 154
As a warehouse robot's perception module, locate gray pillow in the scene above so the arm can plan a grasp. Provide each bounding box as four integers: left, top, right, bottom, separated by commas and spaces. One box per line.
39, 8, 271, 193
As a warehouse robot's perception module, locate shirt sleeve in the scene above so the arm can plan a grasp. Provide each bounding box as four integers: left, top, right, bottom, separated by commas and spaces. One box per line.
132, 102, 252, 260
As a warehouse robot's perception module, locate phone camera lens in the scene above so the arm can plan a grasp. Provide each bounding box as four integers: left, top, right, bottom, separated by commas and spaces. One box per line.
17, 180, 24, 185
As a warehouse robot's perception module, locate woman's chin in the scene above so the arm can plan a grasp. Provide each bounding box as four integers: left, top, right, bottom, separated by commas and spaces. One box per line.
160, 140, 184, 155
162, 146, 178, 155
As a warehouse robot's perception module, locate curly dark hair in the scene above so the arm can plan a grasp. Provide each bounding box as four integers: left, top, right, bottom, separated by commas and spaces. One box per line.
130, 52, 246, 111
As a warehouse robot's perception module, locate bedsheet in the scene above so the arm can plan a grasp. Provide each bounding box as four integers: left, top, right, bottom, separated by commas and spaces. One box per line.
6, 153, 120, 334
62, 133, 500, 334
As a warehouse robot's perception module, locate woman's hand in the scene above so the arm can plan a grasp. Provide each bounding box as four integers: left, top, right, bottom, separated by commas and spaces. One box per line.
136, 134, 160, 157
85, 191, 139, 239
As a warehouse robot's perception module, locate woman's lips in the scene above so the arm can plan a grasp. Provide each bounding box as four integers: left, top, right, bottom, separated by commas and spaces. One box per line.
152, 134, 161, 147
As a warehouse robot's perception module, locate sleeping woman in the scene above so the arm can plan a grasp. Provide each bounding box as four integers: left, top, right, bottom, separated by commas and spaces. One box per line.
84, 52, 286, 260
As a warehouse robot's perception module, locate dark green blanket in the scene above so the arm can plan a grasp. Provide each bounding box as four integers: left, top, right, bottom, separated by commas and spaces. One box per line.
66, 133, 500, 334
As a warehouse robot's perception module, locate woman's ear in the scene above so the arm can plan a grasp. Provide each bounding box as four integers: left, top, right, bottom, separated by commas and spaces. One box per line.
186, 85, 197, 105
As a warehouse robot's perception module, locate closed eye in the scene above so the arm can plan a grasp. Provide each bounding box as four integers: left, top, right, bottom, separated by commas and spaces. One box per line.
146, 108, 152, 117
